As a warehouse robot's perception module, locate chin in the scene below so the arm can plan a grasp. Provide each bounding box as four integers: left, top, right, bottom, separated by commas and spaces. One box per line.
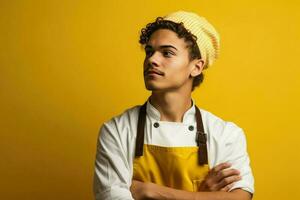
145, 83, 172, 92
145, 83, 163, 91
145, 85, 159, 91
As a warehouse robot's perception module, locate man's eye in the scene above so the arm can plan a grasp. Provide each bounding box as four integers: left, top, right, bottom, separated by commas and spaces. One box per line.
163, 51, 174, 57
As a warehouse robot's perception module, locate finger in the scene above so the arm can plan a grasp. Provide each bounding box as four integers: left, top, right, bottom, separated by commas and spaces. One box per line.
216, 175, 242, 190
216, 168, 240, 180
211, 163, 232, 174
220, 183, 234, 192
207, 163, 233, 184
204, 170, 240, 191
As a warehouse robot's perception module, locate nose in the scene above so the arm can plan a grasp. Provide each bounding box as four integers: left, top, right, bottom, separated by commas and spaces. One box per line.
147, 51, 160, 67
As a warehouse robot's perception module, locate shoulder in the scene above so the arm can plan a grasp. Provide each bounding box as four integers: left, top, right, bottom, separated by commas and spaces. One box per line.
199, 108, 245, 142
108, 104, 140, 126
99, 104, 141, 137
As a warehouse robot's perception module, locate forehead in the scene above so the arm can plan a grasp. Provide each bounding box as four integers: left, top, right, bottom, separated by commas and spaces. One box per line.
147, 29, 188, 50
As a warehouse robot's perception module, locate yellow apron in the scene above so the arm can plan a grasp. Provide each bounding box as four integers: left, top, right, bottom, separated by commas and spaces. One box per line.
133, 102, 209, 192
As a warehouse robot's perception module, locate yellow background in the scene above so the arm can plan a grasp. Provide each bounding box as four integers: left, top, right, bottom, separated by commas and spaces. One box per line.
1, 0, 299, 199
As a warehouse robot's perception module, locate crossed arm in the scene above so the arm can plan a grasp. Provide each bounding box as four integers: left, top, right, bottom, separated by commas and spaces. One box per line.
94, 122, 254, 200
130, 163, 252, 200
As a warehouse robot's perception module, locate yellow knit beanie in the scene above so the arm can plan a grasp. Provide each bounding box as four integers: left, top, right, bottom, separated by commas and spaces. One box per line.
163, 10, 220, 68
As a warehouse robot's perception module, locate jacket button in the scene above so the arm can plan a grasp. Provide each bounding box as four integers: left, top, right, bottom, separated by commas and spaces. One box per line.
188, 125, 194, 131
153, 122, 159, 128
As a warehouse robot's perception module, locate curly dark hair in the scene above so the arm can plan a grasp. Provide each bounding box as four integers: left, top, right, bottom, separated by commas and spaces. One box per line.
139, 17, 204, 91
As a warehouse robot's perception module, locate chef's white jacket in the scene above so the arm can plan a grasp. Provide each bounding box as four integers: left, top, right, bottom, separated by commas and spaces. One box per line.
93, 100, 255, 200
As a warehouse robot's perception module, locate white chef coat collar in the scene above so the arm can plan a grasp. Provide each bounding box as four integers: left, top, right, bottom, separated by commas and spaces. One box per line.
146, 98, 196, 124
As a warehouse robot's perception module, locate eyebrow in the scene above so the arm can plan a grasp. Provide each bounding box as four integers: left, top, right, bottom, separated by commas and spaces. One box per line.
145, 44, 178, 51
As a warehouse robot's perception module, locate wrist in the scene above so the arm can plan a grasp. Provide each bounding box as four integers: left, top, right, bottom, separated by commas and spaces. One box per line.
144, 182, 190, 200
143, 182, 156, 199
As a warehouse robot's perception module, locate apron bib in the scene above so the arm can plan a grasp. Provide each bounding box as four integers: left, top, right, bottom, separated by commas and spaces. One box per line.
133, 102, 209, 191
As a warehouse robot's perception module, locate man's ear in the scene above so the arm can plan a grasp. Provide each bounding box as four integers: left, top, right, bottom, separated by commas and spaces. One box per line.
190, 59, 205, 78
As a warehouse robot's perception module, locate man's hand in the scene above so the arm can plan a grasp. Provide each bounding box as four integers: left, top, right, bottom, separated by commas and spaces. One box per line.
130, 180, 151, 200
130, 163, 243, 199
130, 179, 251, 200
199, 162, 241, 192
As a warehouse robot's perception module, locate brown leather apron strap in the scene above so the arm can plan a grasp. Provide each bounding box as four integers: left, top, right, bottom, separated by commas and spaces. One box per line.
135, 102, 147, 157
195, 105, 208, 165
135, 102, 208, 166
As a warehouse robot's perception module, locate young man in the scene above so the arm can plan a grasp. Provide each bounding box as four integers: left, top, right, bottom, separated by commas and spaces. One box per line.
94, 11, 254, 200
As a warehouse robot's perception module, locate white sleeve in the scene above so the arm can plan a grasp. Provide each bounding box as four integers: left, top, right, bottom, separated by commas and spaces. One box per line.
223, 122, 255, 194
93, 121, 134, 200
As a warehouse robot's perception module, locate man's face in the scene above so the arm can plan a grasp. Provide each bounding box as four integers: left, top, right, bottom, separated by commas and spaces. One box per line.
143, 29, 201, 92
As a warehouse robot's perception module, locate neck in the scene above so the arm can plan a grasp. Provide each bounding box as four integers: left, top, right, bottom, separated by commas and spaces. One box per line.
149, 90, 192, 122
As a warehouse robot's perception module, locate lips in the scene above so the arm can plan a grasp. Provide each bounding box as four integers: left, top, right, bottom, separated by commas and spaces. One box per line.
144, 68, 164, 76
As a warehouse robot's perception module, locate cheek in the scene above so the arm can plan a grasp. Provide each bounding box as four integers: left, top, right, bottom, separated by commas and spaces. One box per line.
167, 59, 189, 74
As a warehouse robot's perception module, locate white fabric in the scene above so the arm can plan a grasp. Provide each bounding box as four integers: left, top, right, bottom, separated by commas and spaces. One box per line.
93, 100, 255, 199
